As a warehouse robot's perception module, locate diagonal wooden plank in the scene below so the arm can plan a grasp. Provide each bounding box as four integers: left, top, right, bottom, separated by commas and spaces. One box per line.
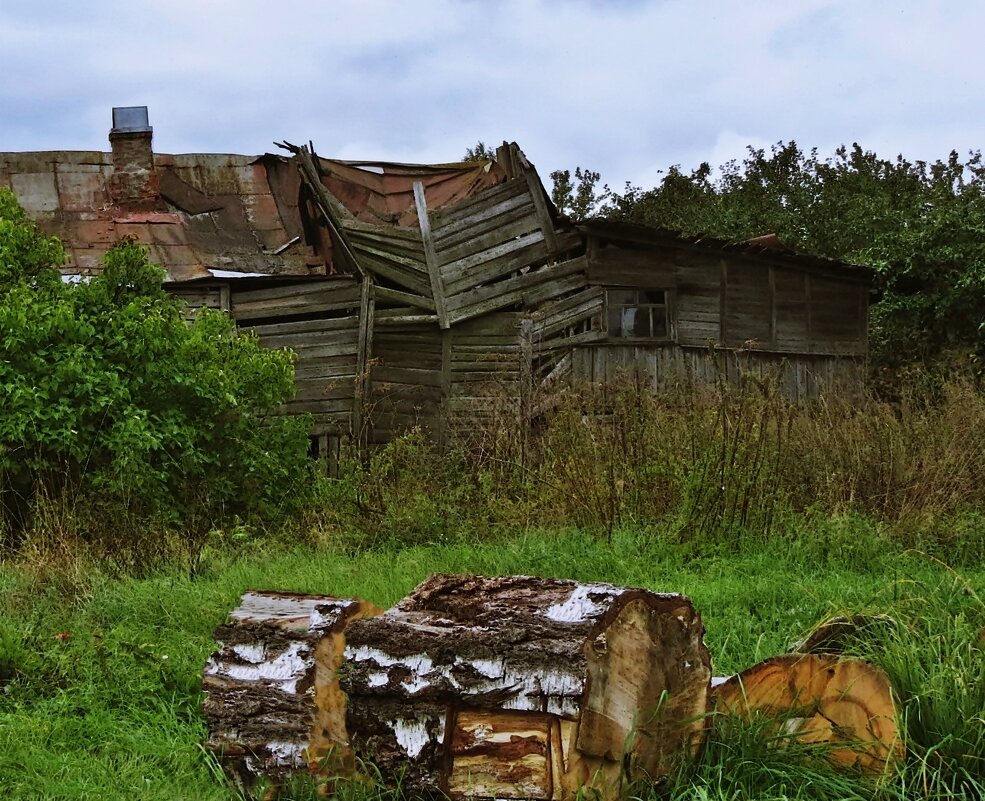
414, 180, 450, 329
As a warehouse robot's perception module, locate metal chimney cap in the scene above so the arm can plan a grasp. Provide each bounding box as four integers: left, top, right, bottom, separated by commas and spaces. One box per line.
111, 106, 152, 134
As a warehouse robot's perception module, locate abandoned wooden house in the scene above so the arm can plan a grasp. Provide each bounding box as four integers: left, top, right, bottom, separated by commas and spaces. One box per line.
2, 107, 871, 451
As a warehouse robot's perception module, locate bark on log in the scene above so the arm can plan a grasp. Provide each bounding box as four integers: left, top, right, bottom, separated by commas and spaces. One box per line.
789, 614, 898, 655
341, 574, 710, 800
202, 591, 381, 791
713, 653, 903, 774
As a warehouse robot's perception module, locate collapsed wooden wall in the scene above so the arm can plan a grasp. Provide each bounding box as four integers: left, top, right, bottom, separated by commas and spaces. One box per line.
184, 145, 873, 451
230, 279, 362, 438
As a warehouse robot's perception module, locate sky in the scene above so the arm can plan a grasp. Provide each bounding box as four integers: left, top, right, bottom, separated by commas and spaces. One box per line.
2, 0, 983, 191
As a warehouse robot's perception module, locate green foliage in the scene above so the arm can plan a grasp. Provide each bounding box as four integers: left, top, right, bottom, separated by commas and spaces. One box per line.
0, 188, 311, 558
550, 166, 608, 219
601, 142, 985, 377
462, 141, 497, 162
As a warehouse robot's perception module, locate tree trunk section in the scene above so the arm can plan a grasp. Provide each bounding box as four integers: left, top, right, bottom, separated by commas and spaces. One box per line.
713, 653, 903, 774
202, 591, 381, 791
341, 574, 710, 800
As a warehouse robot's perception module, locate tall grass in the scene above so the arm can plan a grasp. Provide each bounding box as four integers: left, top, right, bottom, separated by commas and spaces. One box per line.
293, 376, 985, 562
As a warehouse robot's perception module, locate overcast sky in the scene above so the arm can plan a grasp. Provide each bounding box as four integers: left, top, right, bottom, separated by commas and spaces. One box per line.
2, 1, 983, 190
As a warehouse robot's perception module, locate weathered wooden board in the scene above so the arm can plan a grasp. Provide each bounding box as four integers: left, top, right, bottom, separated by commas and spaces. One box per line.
435, 195, 541, 254
446, 257, 588, 325
429, 178, 528, 231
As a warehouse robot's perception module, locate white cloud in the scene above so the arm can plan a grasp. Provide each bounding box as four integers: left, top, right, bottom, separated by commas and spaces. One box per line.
1, 0, 983, 189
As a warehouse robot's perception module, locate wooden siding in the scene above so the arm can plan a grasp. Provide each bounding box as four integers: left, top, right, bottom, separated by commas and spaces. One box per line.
230, 279, 362, 322
586, 240, 868, 358
570, 344, 864, 402
723, 260, 772, 347
368, 324, 444, 444
230, 280, 364, 436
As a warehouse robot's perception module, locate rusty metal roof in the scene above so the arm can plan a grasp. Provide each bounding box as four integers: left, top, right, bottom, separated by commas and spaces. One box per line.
0, 144, 507, 283
0, 149, 320, 281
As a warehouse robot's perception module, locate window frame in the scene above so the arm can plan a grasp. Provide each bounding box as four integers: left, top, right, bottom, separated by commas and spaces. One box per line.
604, 287, 674, 342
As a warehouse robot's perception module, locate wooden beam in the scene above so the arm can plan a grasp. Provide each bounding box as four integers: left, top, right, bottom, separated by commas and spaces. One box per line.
768, 264, 777, 348
719, 258, 728, 346
440, 329, 452, 451
353, 274, 375, 448
375, 313, 440, 327
290, 145, 364, 278
372, 284, 435, 312
523, 165, 560, 254
414, 181, 450, 330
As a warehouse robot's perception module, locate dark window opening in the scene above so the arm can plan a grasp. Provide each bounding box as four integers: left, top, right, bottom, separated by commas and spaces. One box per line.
606, 289, 669, 339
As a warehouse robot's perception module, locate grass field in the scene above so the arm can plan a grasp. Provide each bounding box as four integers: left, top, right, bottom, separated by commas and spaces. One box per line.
2, 525, 983, 800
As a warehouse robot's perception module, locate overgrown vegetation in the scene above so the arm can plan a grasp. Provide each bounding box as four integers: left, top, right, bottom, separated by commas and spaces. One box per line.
306, 374, 985, 563
0, 188, 312, 566
1, 532, 983, 800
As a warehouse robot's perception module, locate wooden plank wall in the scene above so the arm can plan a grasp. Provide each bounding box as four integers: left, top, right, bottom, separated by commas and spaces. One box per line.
587, 241, 868, 357
168, 284, 229, 322
368, 324, 444, 444
230, 279, 363, 436
570, 344, 865, 402
428, 178, 584, 325
447, 313, 525, 437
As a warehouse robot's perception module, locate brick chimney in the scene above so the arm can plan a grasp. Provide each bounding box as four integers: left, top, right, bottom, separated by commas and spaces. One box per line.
109, 106, 159, 206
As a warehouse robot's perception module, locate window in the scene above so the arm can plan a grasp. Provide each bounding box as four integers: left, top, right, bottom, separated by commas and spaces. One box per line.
606, 289, 669, 339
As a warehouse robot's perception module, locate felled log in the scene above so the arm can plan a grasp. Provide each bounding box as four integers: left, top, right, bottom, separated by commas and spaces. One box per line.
713, 653, 903, 773
341, 574, 711, 800
202, 591, 381, 790
789, 614, 898, 655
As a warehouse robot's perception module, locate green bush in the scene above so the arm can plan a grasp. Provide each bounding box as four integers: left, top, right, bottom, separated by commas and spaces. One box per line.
0, 188, 311, 561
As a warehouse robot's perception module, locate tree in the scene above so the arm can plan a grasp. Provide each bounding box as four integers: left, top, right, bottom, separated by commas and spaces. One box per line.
463, 141, 497, 162
550, 167, 608, 219
0, 188, 311, 557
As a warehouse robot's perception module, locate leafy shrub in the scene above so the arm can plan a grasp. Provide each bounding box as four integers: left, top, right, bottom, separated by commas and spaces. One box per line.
0, 189, 311, 561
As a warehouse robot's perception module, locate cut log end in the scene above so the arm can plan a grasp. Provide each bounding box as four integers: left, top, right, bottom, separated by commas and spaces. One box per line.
713, 653, 903, 774
342, 574, 710, 800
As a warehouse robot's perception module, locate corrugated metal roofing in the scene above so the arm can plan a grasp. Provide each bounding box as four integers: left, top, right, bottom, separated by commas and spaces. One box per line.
0, 150, 316, 282
0, 143, 507, 283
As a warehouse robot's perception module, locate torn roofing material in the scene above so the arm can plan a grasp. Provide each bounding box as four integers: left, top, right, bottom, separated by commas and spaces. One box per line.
0, 139, 509, 284
0, 150, 314, 281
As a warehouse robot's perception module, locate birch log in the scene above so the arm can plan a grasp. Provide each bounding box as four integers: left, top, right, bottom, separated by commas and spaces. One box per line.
341, 574, 711, 800
202, 591, 381, 790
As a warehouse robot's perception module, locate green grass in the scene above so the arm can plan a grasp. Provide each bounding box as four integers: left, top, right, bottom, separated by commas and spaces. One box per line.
1, 526, 983, 800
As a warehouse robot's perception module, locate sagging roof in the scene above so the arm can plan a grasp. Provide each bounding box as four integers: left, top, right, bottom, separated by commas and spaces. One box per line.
578, 219, 870, 281
2, 107, 864, 290
0, 115, 507, 283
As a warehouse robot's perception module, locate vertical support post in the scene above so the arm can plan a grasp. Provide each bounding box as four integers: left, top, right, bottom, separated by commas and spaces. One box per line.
353, 274, 375, 458
805, 273, 814, 353
768, 265, 776, 348
519, 317, 534, 470
719, 258, 728, 346
439, 329, 452, 452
